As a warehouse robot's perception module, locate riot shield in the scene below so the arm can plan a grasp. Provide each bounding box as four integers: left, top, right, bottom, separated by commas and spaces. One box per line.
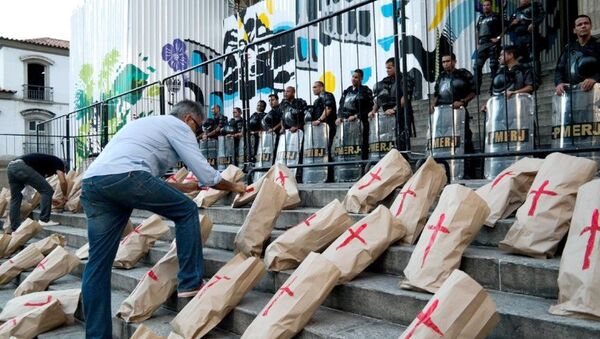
427, 105, 465, 181
302, 122, 329, 184
275, 129, 304, 176
253, 131, 277, 182
552, 84, 600, 169
217, 135, 235, 171
237, 136, 246, 166
199, 138, 218, 169
368, 110, 396, 160
484, 93, 535, 179
332, 119, 363, 182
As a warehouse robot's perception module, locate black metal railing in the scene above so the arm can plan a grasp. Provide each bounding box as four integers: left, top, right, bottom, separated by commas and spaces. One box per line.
23, 84, 54, 101
19, 0, 596, 178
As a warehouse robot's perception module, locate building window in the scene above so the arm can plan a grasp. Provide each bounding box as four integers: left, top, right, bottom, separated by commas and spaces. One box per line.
21, 109, 55, 154
20, 55, 54, 102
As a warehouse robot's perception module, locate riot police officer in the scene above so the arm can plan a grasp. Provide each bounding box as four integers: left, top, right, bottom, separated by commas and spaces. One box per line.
368, 57, 414, 148
280, 86, 307, 133
507, 0, 545, 83
248, 100, 267, 160
201, 105, 227, 140
492, 45, 534, 97
431, 53, 476, 176
263, 93, 282, 133
474, 0, 503, 94
336, 69, 374, 159
310, 81, 337, 147
555, 15, 600, 96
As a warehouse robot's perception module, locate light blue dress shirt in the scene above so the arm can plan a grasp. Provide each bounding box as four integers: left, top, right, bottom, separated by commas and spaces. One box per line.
83, 115, 222, 186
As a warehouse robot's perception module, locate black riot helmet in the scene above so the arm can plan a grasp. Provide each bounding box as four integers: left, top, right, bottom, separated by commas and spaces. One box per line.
303, 106, 314, 124
248, 113, 263, 132
261, 111, 281, 130
576, 55, 598, 79
283, 107, 301, 128
220, 120, 236, 135
202, 119, 216, 134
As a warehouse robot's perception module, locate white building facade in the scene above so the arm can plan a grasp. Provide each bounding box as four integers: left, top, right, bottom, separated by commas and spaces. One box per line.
0, 37, 70, 159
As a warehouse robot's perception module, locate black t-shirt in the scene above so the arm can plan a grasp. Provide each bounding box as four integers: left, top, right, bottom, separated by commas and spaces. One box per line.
19, 153, 64, 177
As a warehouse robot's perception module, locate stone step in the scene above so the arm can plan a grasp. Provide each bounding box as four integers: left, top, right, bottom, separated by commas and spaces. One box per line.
66, 252, 405, 338
35, 222, 558, 299
42, 200, 511, 248
60, 244, 600, 339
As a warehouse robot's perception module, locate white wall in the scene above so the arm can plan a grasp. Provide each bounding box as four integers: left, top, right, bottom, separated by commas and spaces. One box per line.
0, 44, 70, 158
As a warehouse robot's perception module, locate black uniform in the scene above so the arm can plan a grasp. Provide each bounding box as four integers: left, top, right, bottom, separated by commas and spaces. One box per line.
280, 98, 307, 130
248, 111, 266, 161
373, 74, 415, 137
474, 11, 503, 93
262, 106, 282, 131
203, 114, 228, 139
492, 64, 534, 95
309, 91, 337, 145
554, 36, 600, 86
434, 68, 476, 175
338, 84, 374, 159
509, 2, 545, 80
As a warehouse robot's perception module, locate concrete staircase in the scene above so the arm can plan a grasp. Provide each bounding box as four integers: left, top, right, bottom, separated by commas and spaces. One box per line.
3, 180, 600, 338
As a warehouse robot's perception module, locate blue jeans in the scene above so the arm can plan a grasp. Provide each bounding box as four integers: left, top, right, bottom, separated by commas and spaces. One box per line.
80, 171, 203, 339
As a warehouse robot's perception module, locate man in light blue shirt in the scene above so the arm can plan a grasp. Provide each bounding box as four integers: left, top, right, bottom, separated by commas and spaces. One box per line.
80, 100, 244, 339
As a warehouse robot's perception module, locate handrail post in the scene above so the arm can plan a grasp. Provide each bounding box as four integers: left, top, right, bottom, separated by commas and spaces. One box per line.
66, 115, 71, 169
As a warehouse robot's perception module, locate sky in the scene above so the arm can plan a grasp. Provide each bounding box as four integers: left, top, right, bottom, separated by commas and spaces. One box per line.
0, 0, 84, 41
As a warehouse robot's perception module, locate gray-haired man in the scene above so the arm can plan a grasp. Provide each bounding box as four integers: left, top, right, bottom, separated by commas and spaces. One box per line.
80, 100, 244, 339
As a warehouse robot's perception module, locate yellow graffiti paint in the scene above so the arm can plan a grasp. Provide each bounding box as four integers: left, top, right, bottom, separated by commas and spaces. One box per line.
258, 12, 271, 30
320, 71, 336, 93
429, 0, 458, 31
266, 0, 273, 14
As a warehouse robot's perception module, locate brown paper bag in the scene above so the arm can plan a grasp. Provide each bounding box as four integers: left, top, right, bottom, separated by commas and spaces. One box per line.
166, 167, 189, 183
14, 246, 80, 296
47, 174, 66, 212
199, 214, 213, 245
194, 165, 244, 208
0, 244, 45, 285
114, 214, 170, 269
390, 156, 447, 244
264, 199, 353, 271
241, 252, 341, 339
0, 196, 7, 218
401, 184, 490, 293
182, 172, 201, 199
169, 254, 266, 339
0, 297, 67, 338
64, 173, 83, 213
5, 218, 42, 257
322, 205, 406, 284
0, 234, 11, 259
343, 149, 412, 213
549, 179, 600, 319
499, 152, 597, 258
234, 179, 287, 257
232, 164, 300, 209
0, 289, 80, 323
476, 158, 543, 227
33, 233, 66, 255
77, 219, 134, 260
131, 324, 167, 339
118, 241, 178, 322
399, 270, 499, 339
75, 243, 89, 260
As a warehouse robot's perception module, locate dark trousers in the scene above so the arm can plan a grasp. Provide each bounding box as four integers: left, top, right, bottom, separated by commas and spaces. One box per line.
474, 43, 500, 94
80, 171, 203, 338
7, 160, 53, 230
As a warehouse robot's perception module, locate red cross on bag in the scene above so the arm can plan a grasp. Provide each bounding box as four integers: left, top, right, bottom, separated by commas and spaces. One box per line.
404, 299, 444, 339
358, 167, 382, 190
421, 214, 450, 267
491, 171, 514, 189
262, 276, 297, 316
303, 213, 317, 227
336, 223, 368, 250
527, 180, 557, 216
395, 185, 417, 217
580, 209, 600, 270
